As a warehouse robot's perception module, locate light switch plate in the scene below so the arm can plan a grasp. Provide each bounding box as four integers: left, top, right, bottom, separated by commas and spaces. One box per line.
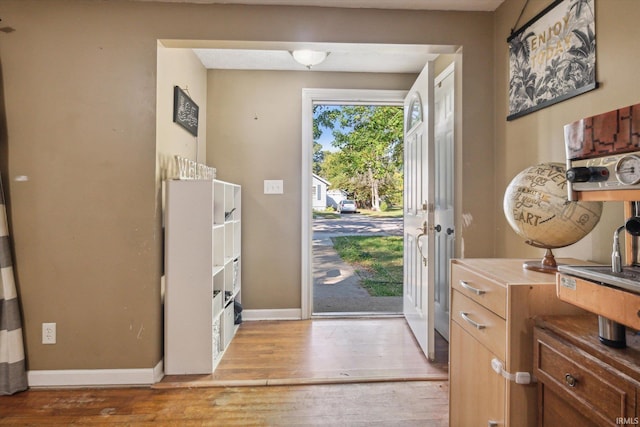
264, 180, 284, 194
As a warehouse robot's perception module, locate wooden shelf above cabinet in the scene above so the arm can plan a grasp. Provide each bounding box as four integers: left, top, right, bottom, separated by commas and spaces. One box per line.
574, 189, 640, 202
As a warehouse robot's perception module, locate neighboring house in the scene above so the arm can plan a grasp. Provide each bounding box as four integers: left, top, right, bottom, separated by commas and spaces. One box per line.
327, 189, 348, 209
312, 174, 330, 211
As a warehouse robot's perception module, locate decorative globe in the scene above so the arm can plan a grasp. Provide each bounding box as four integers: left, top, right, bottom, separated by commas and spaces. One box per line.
503, 162, 603, 272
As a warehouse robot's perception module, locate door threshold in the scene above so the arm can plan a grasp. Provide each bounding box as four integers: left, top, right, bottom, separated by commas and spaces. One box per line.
312, 312, 403, 319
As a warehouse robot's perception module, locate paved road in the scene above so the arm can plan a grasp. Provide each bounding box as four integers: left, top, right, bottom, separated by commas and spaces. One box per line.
312, 213, 403, 314
313, 213, 402, 239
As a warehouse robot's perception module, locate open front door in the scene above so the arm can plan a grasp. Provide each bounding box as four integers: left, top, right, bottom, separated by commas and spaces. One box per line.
403, 62, 435, 360
433, 65, 455, 342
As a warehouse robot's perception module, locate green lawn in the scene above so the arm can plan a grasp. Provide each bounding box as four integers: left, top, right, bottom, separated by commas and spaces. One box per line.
331, 235, 403, 297
313, 211, 340, 219
313, 207, 403, 219
357, 207, 403, 218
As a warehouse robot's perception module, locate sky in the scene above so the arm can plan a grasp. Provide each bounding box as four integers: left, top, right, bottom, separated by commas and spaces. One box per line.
314, 105, 345, 153
317, 129, 338, 152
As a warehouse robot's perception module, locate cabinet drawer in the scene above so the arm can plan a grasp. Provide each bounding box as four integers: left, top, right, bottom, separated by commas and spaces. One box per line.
534, 327, 637, 424
452, 290, 506, 361
451, 263, 506, 318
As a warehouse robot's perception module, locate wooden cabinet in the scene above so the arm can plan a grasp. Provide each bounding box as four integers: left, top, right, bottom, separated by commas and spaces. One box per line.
449, 259, 586, 427
534, 315, 640, 426
164, 179, 241, 375
450, 319, 506, 426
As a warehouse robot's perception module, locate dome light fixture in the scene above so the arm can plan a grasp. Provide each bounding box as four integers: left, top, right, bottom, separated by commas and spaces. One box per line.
291, 50, 329, 69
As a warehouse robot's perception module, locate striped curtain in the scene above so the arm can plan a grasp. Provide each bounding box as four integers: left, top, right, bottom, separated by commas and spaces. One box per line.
0, 175, 27, 394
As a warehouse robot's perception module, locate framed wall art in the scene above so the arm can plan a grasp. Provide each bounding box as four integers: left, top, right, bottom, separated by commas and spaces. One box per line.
507, 0, 597, 121
173, 86, 199, 136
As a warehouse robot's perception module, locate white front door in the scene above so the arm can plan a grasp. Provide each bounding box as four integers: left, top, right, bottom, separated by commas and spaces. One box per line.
403, 62, 435, 360
433, 64, 455, 341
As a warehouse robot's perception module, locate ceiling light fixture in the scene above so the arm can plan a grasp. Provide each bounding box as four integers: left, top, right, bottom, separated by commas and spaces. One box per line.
291, 50, 329, 69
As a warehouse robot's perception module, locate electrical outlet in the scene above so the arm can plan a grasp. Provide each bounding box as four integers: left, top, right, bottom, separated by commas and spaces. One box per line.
42, 323, 56, 345
264, 180, 284, 194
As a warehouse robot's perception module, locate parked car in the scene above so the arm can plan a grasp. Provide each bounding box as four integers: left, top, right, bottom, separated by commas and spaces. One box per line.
337, 199, 357, 213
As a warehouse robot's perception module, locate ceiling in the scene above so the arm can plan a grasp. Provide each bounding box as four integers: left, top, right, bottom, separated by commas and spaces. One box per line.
188, 41, 456, 73
154, 0, 505, 73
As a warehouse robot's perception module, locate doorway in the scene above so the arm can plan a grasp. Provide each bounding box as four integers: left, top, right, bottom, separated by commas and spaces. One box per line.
301, 63, 456, 359
312, 103, 405, 316
301, 89, 408, 319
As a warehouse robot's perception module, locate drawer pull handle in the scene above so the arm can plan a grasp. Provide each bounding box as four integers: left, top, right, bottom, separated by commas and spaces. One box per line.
460, 311, 486, 330
488, 422, 498, 427
459, 280, 486, 295
565, 373, 577, 387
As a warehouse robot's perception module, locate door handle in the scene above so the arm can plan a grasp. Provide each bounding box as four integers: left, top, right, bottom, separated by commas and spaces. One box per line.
416, 220, 429, 235
416, 221, 429, 266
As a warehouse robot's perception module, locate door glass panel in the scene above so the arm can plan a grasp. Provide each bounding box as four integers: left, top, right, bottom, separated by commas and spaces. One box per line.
407, 94, 423, 131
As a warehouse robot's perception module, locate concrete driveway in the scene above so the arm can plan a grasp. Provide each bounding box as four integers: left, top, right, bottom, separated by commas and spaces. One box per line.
312, 213, 403, 314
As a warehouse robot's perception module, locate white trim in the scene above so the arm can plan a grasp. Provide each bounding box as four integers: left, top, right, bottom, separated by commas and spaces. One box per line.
154, 359, 165, 383
242, 308, 302, 321
301, 88, 407, 319
435, 61, 455, 86
28, 360, 165, 387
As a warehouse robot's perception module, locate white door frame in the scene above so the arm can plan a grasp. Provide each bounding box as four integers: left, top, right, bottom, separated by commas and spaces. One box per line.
301, 88, 407, 319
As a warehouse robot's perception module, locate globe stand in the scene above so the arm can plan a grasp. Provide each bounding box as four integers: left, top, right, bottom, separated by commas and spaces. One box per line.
523, 248, 560, 274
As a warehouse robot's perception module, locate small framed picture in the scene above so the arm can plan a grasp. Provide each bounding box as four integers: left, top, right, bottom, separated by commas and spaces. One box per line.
173, 86, 199, 136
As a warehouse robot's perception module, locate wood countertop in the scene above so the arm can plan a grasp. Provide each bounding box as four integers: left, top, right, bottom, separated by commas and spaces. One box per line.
451, 258, 592, 286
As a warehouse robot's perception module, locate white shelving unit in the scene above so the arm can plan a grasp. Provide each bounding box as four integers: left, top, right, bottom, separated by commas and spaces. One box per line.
164, 179, 241, 375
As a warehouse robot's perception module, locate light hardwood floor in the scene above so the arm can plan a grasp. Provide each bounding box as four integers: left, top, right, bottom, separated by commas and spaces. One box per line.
159, 317, 448, 387
1, 318, 450, 426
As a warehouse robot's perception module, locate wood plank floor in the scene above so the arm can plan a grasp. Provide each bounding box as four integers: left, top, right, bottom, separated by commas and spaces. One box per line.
0, 382, 449, 426
159, 317, 448, 387
1, 318, 450, 426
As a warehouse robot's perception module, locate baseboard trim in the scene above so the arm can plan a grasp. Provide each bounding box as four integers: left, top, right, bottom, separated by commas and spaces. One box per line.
28, 360, 165, 388
242, 308, 301, 321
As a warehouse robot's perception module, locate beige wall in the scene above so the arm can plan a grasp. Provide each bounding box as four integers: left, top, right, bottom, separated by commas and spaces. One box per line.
494, 0, 640, 263
0, 0, 494, 372
156, 45, 207, 304
156, 45, 208, 183
206, 71, 416, 309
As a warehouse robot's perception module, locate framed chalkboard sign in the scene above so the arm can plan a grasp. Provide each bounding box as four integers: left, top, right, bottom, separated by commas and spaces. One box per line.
173, 86, 199, 136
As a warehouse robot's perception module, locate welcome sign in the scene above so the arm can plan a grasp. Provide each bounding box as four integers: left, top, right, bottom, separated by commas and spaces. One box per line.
507, 0, 597, 121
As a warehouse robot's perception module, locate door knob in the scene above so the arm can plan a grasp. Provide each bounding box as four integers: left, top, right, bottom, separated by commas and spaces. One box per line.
446, 227, 454, 235
434, 224, 442, 232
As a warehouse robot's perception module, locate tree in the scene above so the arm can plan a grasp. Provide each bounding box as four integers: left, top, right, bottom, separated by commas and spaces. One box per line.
314, 105, 403, 210
312, 141, 324, 174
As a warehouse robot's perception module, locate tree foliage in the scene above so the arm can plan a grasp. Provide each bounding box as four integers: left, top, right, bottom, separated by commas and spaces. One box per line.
312, 141, 324, 174
313, 105, 403, 210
